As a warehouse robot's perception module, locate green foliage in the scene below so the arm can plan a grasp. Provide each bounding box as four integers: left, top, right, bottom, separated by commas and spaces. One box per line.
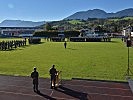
44, 23, 52, 31
45, 17, 133, 33
123, 17, 133, 20
33, 31, 80, 38
68, 20, 84, 25
109, 17, 133, 21
33, 31, 58, 37
28, 38, 41, 44
0, 38, 133, 81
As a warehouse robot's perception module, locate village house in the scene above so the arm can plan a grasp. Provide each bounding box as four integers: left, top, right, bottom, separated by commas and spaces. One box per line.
122, 25, 133, 38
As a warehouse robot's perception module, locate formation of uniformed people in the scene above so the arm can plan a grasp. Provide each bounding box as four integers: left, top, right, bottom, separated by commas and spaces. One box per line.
0, 39, 26, 51
103, 36, 111, 42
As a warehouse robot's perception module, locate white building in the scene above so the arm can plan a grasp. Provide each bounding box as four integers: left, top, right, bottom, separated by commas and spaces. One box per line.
122, 26, 133, 37
0, 27, 42, 37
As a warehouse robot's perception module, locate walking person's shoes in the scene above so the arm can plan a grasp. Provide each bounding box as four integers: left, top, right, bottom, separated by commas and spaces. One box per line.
51, 86, 53, 89
33, 89, 40, 93
36, 90, 40, 93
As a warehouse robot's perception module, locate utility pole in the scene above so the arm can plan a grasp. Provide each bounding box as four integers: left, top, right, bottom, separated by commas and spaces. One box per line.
127, 45, 130, 76
126, 27, 132, 76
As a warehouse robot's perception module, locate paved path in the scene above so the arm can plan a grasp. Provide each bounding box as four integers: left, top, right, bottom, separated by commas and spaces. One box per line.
0, 75, 132, 100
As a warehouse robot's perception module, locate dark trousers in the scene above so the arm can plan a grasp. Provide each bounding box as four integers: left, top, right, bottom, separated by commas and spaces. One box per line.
33, 79, 38, 91
51, 75, 56, 88
64, 44, 66, 49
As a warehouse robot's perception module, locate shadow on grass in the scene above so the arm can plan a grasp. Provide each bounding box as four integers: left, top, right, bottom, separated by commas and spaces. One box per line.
67, 48, 77, 50
20, 45, 31, 48
36, 91, 56, 100
29, 42, 45, 45
99, 41, 119, 43
110, 41, 121, 43
56, 85, 88, 100
0, 48, 22, 51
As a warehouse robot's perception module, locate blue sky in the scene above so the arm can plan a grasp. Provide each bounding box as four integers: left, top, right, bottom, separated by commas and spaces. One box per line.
0, 0, 132, 22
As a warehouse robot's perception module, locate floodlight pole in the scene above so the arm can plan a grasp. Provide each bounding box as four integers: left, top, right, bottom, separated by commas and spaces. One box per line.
127, 27, 132, 77
127, 35, 131, 76
127, 46, 130, 76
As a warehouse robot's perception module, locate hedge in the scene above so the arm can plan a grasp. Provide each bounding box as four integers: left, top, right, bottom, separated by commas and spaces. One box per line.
33, 31, 80, 38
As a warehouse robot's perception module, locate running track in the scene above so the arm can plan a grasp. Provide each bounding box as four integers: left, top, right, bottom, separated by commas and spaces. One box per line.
0, 75, 132, 100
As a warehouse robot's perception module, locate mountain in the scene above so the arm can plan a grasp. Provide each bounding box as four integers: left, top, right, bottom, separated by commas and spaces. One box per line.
65, 8, 133, 20
0, 20, 45, 27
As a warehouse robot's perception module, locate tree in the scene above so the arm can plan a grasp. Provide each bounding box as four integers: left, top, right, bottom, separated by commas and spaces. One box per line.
44, 23, 52, 31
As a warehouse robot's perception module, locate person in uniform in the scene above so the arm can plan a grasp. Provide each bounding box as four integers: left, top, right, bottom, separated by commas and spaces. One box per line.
64, 41, 67, 49
49, 65, 57, 89
31, 67, 39, 92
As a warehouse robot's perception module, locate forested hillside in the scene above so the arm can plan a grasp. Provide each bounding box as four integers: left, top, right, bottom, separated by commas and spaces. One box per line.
42, 17, 133, 33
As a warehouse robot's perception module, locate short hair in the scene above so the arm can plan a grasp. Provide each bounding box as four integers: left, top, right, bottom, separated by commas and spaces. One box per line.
34, 67, 37, 70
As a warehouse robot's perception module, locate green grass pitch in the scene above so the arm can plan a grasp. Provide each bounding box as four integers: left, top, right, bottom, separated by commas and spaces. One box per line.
0, 38, 133, 81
